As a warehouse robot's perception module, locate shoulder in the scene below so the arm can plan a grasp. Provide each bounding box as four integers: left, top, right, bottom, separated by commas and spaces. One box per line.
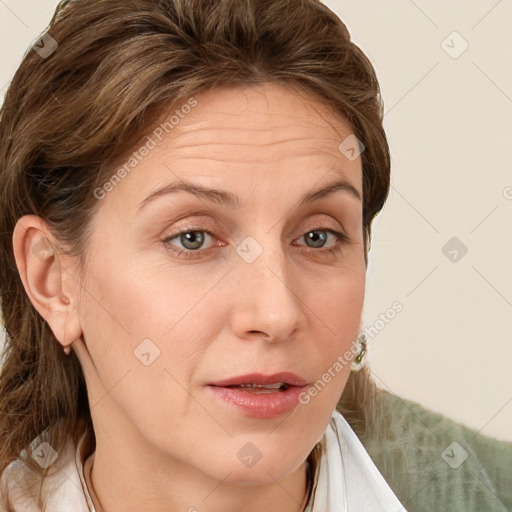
358, 390, 512, 512
0, 433, 91, 512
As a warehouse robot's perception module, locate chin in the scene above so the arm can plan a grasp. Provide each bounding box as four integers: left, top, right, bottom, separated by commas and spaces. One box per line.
183, 444, 300, 485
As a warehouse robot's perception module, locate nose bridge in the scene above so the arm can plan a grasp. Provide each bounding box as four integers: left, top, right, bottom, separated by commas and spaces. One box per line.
232, 231, 303, 340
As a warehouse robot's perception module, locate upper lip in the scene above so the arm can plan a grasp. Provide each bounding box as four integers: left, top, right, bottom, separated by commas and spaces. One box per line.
209, 372, 308, 387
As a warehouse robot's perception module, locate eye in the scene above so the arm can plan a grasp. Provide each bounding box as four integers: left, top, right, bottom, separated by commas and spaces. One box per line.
162, 229, 218, 258
296, 228, 349, 252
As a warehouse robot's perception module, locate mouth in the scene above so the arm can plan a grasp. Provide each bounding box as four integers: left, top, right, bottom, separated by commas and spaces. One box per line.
206, 372, 309, 418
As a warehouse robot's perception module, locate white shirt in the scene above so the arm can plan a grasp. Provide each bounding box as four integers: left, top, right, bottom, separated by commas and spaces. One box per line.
306, 409, 407, 511
0, 409, 406, 511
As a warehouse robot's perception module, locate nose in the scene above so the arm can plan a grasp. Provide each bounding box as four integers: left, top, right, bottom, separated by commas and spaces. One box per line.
229, 236, 304, 344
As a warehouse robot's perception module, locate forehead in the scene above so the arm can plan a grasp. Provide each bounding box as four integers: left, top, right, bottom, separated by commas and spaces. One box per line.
168, 83, 354, 154
97, 82, 362, 214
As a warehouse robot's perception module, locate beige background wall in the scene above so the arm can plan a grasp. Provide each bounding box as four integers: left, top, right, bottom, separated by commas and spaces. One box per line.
1, 0, 511, 441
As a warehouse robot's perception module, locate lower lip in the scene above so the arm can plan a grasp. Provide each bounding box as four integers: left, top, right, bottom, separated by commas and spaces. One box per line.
206, 385, 306, 419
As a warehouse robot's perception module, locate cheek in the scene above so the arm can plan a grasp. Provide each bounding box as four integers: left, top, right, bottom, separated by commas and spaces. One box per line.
307, 271, 365, 387
312, 268, 365, 337
77, 249, 224, 397
77, 264, 213, 439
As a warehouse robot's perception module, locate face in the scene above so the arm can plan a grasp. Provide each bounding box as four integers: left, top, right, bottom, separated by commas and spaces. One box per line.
72, 82, 365, 485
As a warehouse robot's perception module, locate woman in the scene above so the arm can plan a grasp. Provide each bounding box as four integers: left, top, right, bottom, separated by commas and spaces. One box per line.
0, 0, 510, 511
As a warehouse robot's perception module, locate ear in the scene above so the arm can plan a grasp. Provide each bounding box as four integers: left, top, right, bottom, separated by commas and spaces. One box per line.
12, 215, 83, 352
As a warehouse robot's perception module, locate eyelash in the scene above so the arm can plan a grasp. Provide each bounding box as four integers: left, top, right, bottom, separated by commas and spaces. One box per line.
162, 227, 350, 259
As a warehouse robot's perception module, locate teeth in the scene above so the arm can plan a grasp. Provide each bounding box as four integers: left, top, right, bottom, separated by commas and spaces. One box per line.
224, 382, 290, 393
237, 382, 285, 389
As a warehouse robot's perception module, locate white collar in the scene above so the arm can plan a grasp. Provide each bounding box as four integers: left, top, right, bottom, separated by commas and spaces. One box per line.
305, 409, 406, 511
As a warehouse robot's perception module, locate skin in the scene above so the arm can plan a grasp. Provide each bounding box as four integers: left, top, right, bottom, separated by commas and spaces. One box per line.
13, 82, 365, 512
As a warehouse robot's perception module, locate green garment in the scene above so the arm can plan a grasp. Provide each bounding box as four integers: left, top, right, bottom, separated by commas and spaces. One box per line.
348, 391, 512, 512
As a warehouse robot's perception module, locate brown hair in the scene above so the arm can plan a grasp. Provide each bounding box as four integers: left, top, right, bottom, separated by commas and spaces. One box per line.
0, 0, 390, 507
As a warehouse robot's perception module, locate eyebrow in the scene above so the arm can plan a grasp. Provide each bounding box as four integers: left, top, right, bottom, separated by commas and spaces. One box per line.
137, 176, 361, 212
